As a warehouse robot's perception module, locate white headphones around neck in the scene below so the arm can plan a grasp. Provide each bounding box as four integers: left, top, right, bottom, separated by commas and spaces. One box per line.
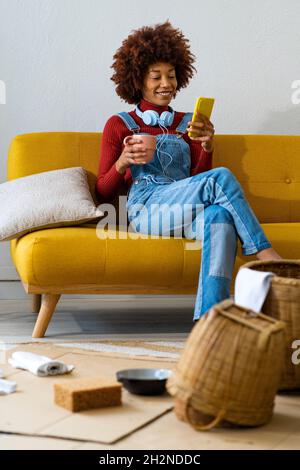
135, 104, 175, 127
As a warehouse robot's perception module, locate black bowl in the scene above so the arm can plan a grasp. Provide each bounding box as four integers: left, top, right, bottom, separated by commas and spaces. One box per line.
116, 368, 172, 396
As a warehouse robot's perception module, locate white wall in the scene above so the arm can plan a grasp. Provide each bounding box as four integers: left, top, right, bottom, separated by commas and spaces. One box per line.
0, 0, 299, 295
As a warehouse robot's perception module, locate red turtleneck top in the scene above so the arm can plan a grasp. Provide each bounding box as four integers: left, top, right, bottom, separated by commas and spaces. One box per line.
96, 98, 213, 202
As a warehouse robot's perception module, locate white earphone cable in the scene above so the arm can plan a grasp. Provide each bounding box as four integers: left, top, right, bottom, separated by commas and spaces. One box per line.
156, 121, 173, 175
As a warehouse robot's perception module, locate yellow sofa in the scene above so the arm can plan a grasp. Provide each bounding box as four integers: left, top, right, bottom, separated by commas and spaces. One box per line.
7, 132, 300, 338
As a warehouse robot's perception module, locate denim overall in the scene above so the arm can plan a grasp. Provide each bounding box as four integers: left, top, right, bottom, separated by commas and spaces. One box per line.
118, 112, 271, 320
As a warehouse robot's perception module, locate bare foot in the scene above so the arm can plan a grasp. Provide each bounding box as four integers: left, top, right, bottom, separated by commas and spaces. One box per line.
256, 247, 282, 261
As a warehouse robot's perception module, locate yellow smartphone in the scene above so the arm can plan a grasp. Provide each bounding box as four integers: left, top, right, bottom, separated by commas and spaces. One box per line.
188, 97, 215, 138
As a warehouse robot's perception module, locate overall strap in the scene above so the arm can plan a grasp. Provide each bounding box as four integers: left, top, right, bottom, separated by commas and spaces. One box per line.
117, 112, 140, 133
176, 112, 193, 134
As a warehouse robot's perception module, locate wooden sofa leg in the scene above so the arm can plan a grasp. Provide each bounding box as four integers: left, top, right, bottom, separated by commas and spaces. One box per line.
32, 294, 61, 338
32, 294, 42, 313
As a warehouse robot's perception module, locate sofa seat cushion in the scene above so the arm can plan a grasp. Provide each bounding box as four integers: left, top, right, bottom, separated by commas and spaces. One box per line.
261, 223, 300, 259
10, 222, 300, 292
231, 222, 300, 278
10, 224, 202, 291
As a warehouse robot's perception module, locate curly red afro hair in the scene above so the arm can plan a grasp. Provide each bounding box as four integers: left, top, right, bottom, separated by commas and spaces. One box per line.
110, 21, 196, 104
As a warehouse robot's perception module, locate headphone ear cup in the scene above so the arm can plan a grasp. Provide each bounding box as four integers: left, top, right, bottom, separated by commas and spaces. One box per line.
135, 105, 174, 126
142, 110, 159, 126
160, 111, 173, 127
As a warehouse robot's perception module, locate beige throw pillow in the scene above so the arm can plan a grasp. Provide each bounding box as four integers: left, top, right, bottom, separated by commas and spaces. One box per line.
0, 167, 104, 241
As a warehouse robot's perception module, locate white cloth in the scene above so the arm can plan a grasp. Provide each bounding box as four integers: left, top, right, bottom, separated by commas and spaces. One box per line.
234, 267, 274, 314
8, 352, 74, 377
0, 378, 17, 395
0, 369, 3, 378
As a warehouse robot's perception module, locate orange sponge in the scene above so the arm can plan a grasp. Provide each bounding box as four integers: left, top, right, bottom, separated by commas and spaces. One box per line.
54, 377, 122, 412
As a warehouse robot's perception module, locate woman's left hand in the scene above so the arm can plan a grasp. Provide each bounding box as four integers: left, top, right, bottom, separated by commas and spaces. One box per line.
187, 112, 215, 152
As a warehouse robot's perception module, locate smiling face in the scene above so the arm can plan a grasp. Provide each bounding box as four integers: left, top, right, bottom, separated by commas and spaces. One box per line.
141, 62, 177, 106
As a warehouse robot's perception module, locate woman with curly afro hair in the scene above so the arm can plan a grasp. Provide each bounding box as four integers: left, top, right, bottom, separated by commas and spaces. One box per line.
96, 21, 281, 321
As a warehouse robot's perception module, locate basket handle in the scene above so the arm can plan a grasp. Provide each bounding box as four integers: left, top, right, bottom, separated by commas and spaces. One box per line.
182, 397, 227, 431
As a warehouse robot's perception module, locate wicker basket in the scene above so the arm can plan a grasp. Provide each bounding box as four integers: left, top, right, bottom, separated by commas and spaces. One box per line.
241, 259, 300, 390
166, 299, 285, 430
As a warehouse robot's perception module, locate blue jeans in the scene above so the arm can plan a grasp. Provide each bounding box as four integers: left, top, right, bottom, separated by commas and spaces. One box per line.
127, 167, 271, 319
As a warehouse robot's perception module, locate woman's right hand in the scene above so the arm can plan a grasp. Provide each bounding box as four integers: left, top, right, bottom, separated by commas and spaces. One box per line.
116, 138, 147, 174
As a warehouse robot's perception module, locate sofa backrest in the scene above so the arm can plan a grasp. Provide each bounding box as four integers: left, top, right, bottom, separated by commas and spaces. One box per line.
7, 132, 300, 223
